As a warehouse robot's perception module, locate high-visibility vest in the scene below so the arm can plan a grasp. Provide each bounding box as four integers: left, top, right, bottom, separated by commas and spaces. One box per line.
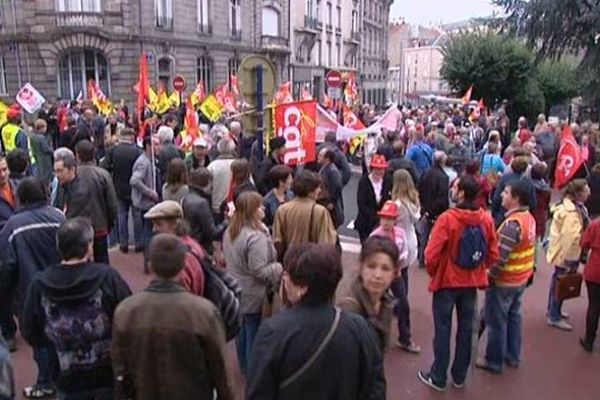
497, 210, 536, 286
1, 123, 21, 153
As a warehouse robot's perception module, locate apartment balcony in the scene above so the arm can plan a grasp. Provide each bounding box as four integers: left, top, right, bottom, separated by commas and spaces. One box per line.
261, 35, 290, 53
56, 12, 104, 27
156, 16, 173, 30
303, 15, 318, 31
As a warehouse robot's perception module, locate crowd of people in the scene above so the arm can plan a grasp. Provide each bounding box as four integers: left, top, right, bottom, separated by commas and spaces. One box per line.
0, 96, 599, 399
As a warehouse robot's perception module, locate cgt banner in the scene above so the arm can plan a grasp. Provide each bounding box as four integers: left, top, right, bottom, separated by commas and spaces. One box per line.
274, 100, 317, 166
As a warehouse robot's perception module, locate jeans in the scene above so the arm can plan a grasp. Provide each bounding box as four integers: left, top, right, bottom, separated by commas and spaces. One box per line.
429, 288, 476, 386
0, 292, 16, 340
58, 387, 114, 400
108, 218, 119, 247
236, 313, 262, 375
417, 218, 433, 268
93, 235, 109, 265
484, 285, 526, 372
547, 266, 572, 322
33, 346, 59, 389
584, 281, 600, 345
138, 211, 154, 271
118, 199, 143, 249
390, 269, 412, 345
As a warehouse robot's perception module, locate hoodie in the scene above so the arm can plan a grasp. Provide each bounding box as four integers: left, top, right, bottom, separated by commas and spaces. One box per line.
424, 203, 500, 292
21, 262, 131, 393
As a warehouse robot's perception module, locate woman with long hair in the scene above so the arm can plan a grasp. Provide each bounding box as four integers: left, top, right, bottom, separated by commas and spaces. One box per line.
223, 191, 282, 375
546, 179, 591, 331
162, 158, 189, 203
391, 169, 420, 271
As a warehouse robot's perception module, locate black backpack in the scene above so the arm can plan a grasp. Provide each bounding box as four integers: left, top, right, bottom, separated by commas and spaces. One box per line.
456, 225, 488, 270
188, 250, 242, 341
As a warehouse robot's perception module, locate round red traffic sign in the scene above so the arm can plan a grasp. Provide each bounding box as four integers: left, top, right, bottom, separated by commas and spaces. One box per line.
325, 70, 342, 88
172, 75, 187, 92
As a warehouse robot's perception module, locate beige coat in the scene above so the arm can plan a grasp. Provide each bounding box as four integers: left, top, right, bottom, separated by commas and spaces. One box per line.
546, 198, 587, 268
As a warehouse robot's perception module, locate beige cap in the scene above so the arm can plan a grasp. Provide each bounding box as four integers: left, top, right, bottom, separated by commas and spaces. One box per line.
144, 201, 183, 220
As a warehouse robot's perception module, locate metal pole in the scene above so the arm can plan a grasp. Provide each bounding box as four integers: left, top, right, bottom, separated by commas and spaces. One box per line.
256, 65, 264, 161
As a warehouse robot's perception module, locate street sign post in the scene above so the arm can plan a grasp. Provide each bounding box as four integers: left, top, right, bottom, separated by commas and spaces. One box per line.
325, 70, 342, 88
173, 75, 187, 105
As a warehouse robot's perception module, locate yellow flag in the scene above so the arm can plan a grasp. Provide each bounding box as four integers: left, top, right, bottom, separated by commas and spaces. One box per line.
199, 95, 223, 122
168, 92, 180, 108
0, 100, 8, 127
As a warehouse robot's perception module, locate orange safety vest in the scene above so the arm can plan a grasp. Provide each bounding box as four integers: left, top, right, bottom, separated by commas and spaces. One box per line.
496, 210, 536, 286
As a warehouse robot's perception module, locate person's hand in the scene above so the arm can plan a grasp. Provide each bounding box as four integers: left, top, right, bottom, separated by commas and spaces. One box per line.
149, 191, 159, 202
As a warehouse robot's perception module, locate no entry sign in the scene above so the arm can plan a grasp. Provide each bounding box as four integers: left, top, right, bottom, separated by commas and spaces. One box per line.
325, 70, 342, 88
173, 75, 187, 92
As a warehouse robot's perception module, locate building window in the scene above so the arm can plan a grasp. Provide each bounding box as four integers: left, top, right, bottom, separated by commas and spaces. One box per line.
316, 0, 322, 22
229, 0, 241, 38
228, 58, 240, 90
157, 57, 173, 89
326, 41, 331, 66
197, 56, 213, 92
306, 0, 314, 19
262, 6, 279, 36
58, 49, 109, 99
336, 6, 341, 29
351, 9, 358, 32
316, 39, 322, 65
0, 57, 7, 95
197, 0, 210, 33
336, 43, 341, 67
56, 0, 101, 12
326, 2, 332, 26
156, 0, 173, 29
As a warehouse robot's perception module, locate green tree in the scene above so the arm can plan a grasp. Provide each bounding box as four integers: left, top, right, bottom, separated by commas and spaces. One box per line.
494, 0, 596, 105
440, 32, 537, 113
535, 59, 581, 110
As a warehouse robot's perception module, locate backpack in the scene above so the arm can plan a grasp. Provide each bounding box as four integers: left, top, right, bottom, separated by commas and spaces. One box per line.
188, 250, 242, 341
456, 225, 488, 270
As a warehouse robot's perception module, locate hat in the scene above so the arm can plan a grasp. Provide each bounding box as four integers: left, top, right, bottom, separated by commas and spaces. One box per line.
7, 105, 21, 120
144, 201, 183, 220
378, 201, 399, 219
269, 137, 286, 151
193, 137, 208, 147
370, 154, 388, 170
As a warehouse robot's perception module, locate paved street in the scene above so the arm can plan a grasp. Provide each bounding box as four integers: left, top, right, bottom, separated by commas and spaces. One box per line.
9, 242, 600, 399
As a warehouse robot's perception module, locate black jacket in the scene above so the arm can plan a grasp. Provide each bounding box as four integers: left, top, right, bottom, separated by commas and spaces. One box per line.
21, 262, 131, 393
587, 171, 600, 217
491, 172, 537, 225
101, 141, 142, 201
387, 155, 420, 185
158, 143, 184, 185
181, 186, 225, 255
355, 174, 391, 240
319, 163, 344, 227
246, 304, 386, 400
418, 165, 449, 220
255, 155, 280, 196
318, 143, 352, 186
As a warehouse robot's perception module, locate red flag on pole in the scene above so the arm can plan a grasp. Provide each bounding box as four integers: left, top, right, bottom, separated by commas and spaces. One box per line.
136, 53, 150, 139
555, 124, 584, 188
461, 85, 473, 104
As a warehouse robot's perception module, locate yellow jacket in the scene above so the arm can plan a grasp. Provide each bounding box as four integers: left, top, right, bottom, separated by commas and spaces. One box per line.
546, 198, 585, 268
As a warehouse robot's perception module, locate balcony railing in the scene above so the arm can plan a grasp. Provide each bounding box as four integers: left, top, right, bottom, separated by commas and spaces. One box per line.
156, 16, 173, 30
56, 12, 104, 27
304, 15, 318, 30
351, 31, 361, 42
261, 35, 290, 51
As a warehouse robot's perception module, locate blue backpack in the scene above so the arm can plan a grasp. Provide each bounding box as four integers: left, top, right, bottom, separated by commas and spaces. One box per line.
456, 225, 488, 270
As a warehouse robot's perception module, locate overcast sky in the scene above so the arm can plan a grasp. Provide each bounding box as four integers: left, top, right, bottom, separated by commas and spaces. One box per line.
391, 0, 500, 25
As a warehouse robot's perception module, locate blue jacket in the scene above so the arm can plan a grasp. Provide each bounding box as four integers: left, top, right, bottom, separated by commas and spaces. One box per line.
406, 141, 433, 176
0, 202, 65, 302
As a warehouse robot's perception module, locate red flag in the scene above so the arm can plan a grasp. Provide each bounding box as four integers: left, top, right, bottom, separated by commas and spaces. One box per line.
322, 91, 334, 109
343, 105, 365, 130
344, 73, 358, 101
274, 100, 317, 166
181, 95, 200, 151
230, 75, 240, 97
300, 85, 313, 100
461, 85, 473, 104
136, 54, 150, 138
274, 82, 294, 105
555, 125, 584, 188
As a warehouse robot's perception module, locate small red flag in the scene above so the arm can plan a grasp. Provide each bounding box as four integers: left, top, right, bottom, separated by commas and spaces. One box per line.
555, 125, 584, 188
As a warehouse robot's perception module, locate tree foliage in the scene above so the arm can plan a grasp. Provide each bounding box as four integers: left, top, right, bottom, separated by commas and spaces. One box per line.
535, 59, 581, 109
440, 33, 536, 111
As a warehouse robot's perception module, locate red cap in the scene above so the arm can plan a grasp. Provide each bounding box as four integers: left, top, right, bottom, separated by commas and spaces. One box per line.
7, 105, 21, 120
378, 201, 399, 219
370, 154, 388, 170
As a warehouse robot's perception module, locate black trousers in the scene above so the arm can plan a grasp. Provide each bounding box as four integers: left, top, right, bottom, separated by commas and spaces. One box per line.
585, 280, 600, 344
93, 234, 110, 265
0, 291, 17, 340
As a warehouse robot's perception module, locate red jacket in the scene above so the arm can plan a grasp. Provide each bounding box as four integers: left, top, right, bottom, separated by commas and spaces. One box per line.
425, 205, 500, 292
180, 235, 206, 296
582, 218, 600, 284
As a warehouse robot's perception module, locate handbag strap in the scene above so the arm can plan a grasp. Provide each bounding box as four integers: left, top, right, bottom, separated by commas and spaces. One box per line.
279, 307, 342, 390
307, 202, 316, 243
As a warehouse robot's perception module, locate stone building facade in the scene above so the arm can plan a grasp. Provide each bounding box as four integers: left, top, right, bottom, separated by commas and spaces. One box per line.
0, 0, 290, 104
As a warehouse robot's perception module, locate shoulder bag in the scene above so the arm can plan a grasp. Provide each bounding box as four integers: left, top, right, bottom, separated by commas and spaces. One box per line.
279, 307, 342, 390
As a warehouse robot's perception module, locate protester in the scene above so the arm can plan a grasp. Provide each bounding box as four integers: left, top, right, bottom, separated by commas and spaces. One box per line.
184, 137, 210, 174
0, 156, 16, 230
100, 128, 143, 253
162, 158, 189, 202
223, 191, 282, 374
0, 106, 28, 154
273, 170, 337, 260
255, 137, 286, 195
530, 163, 551, 244
246, 244, 385, 400
406, 128, 434, 176
21, 217, 131, 399
207, 137, 237, 215
447, 133, 471, 175
580, 216, 600, 352
419, 175, 499, 391
355, 154, 391, 242
477, 180, 536, 373
5, 149, 29, 187
144, 201, 206, 295
156, 125, 184, 183
54, 143, 118, 264
491, 156, 537, 226
59, 116, 77, 150
0, 333, 14, 400
317, 147, 344, 227
587, 163, 600, 218
263, 164, 293, 229
387, 140, 419, 185
391, 169, 421, 270
30, 119, 54, 188
111, 233, 233, 400
320, 131, 352, 186
546, 179, 591, 331
228, 158, 257, 203
417, 151, 450, 268
463, 160, 492, 209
